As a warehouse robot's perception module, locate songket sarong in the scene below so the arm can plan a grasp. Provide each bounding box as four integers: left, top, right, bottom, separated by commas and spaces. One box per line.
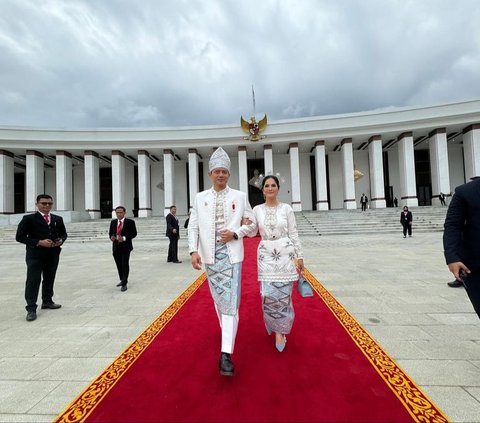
258, 237, 298, 335
206, 243, 242, 316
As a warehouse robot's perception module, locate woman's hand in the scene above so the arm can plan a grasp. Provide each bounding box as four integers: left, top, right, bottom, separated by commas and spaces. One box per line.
241, 217, 252, 226
297, 258, 305, 275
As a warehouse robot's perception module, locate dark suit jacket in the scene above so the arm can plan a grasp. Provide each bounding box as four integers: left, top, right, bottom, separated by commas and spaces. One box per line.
400, 211, 413, 225
109, 218, 137, 252
443, 178, 480, 270
166, 213, 180, 238
16, 212, 68, 257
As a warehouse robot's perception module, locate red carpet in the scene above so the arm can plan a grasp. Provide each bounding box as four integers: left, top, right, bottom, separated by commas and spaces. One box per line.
55, 237, 448, 423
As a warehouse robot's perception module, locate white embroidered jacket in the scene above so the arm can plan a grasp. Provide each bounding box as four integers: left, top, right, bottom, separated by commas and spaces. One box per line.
188, 186, 256, 265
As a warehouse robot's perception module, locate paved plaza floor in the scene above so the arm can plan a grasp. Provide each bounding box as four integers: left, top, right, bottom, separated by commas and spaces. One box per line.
1, 231, 480, 422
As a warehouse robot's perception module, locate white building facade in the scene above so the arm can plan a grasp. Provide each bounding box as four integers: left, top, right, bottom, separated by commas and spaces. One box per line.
0, 99, 479, 223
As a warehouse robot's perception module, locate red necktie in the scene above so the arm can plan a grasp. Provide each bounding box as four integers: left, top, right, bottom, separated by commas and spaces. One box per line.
117, 220, 123, 235
44, 214, 50, 225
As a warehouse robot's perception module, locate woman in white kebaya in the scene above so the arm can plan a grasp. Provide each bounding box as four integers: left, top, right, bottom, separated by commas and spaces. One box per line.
248, 175, 304, 352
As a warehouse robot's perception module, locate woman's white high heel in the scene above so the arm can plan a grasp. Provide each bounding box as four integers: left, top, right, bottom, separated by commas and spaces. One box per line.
275, 334, 287, 352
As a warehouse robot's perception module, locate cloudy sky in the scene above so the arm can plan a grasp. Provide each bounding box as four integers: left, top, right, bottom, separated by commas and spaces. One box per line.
1, 0, 480, 129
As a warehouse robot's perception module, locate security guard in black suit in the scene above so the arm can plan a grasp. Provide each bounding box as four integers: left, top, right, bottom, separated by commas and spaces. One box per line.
400, 206, 413, 237
443, 177, 480, 317
109, 206, 137, 291
16, 194, 68, 321
166, 205, 181, 263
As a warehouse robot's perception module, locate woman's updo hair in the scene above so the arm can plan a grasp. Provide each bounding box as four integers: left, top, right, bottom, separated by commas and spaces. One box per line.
261, 175, 280, 190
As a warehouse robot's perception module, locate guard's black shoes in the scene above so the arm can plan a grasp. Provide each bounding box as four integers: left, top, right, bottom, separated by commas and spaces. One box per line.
121, 285, 128, 292
116, 282, 122, 287
447, 280, 463, 288
26, 311, 37, 321
41, 302, 62, 309
219, 352, 234, 376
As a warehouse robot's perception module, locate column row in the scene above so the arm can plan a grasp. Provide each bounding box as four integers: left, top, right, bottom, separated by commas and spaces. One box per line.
1, 124, 479, 215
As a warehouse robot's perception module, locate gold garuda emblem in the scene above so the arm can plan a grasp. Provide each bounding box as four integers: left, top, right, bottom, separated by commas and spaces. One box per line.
241, 114, 267, 142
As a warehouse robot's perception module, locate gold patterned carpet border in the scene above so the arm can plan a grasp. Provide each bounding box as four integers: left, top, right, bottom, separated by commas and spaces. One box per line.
303, 268, 449, 423
53, 272, 206, 423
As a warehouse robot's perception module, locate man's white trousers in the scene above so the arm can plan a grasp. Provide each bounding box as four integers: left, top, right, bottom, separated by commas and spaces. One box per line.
214, 303, 239, 354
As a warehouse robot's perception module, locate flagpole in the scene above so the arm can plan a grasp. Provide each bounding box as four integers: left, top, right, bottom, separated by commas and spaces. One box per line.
252, 85, 256, 117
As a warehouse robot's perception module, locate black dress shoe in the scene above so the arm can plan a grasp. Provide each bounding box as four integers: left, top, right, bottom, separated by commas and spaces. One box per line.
173, 260, 182, 263
447, 280, 463, 288
219, 352, 234, 376
121, 285, 128, 292
26, 311, 37, 321
41, 302, 62, 309
116, 282, 122, 287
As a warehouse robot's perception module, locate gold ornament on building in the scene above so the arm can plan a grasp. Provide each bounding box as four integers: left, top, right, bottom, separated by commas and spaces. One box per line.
354, 169, 364, 181
241, 114, 268, 142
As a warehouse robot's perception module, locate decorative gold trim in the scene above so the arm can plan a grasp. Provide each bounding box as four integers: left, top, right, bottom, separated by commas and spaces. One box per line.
53, 273, 206, 423
303, 268, 449, 423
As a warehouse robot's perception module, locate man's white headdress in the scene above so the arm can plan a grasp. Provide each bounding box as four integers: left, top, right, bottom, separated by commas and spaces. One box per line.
209, 147, 231, 172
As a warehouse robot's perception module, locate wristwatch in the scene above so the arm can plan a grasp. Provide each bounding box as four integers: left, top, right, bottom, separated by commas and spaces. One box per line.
233, 232, 239, 240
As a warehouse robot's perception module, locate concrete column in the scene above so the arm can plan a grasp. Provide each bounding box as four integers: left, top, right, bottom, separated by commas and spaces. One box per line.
368, 135, 386, 209
397, 132, 418, 207
314, 141, 329, 211
238, 146, 248, 194
187, 149, 199, 210
111, 150, 126, 217
55, 150, 73, 211
0, 150, 14, 214
84, 151, 101, 219
264, 144, 273, 175
26, 150, 44, 212
462, 124, 480, 180
428, 128, 450, 206
138, 150, 152, 218
289, 143, 302, 212
341, 139, 356, 209
188, 148, 200, 210
163, 149, 175, 216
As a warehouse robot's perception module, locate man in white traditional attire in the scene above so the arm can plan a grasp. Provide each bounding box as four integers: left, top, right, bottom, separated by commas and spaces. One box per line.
188, 147, 256, 376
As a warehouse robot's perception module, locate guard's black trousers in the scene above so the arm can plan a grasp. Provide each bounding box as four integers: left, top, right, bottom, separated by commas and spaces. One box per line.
113, 250, 131, 286
463, 270, 480, 319
167, 235, 179, 262
402, 223, 412, 237
25, 250, 61, 312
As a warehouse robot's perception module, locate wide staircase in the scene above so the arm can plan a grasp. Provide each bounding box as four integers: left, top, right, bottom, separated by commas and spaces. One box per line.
0, 206, 448, 244
296, 206, 448, 236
